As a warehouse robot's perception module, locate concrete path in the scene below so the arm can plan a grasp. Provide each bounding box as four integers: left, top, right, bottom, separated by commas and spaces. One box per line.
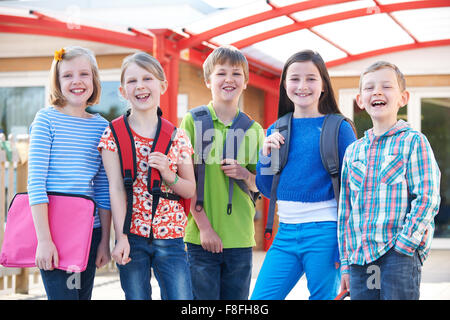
2, 249, 449, 300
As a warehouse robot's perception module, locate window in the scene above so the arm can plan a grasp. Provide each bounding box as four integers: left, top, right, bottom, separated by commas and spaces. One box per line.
0, 86, 45, 136
87, 81, 127, 121
421, 97, 450, 238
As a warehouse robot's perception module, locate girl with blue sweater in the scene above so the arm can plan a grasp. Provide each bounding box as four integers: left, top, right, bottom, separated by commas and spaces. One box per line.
251, 50, 356, 300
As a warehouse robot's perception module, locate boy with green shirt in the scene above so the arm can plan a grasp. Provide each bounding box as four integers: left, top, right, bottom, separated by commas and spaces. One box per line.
180, 45, 264, 300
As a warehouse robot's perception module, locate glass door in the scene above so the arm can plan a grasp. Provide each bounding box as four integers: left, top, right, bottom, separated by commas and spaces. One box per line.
421, 98, 450, 238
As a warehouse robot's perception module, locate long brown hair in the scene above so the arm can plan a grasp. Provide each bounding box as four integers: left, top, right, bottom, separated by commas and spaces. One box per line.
278, 50, 340, 118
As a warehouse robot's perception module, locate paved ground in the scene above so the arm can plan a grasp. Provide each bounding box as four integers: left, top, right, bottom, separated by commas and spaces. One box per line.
2, 249, 449, 300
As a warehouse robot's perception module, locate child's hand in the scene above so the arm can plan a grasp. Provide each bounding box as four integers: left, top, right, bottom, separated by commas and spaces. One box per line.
220, 159, 248, 181
262, 132, 285, 156
95, 237, 111, 269
199, 226, 223, 253
112, 236, 131, 265
340, 273, 350, 293
35, 239, 59, 270
148, 152, 171, 178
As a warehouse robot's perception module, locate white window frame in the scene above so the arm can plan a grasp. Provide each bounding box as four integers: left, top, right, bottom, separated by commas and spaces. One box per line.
0, 71, 49, 100
407, 86, 450, 132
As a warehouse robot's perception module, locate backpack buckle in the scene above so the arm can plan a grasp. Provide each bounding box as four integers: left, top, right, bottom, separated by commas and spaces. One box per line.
152, 186, 162, 197
123, 176, 133, 188
195, 201, 203, 212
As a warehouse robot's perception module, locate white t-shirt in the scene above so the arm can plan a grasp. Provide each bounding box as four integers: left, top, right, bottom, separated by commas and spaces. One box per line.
276, 199, 337, 224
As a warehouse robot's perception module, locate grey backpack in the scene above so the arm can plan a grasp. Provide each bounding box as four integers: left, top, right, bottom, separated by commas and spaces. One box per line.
190, 105, 260, 215
265, 112, 356, 238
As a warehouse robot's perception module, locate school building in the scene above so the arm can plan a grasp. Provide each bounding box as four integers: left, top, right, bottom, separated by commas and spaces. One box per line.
0, 1, 449, 251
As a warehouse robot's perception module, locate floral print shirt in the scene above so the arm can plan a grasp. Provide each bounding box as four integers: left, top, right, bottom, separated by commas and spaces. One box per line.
99, 125, 193, 239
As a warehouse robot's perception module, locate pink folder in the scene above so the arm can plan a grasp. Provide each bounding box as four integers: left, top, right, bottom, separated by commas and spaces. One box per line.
0, 192, 95, 272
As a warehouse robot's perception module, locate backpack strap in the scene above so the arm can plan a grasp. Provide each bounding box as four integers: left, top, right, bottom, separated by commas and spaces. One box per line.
190, 106, 258, 215
109, 114, 137, 235
190, 106, 215, 213
320, 114, 344, 204
223, 111, 255, 215
264, 112, 292, 238
320, 114, 356, 204
264, 112, 356, 239
110, 112, 184, 238
147, 116, 180, 239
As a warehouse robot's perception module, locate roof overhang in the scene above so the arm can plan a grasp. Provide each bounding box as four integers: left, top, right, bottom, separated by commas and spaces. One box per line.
1, 1, 449, 81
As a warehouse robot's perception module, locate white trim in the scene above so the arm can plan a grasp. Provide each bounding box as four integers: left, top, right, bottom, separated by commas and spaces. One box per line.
0, 71, 49, 87
99, 69, 121, 82
0, 69, 122, 86
0, 71, 50, 107
407, 86, 450, 132
338, 88, 358, 120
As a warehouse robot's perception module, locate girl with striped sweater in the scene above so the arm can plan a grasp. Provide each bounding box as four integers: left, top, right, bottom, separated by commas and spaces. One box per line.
28, 46, 111, 300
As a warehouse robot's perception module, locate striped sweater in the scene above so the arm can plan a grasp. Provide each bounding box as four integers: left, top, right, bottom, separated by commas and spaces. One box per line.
27, 107, 110, 228
338, 120, 441, 273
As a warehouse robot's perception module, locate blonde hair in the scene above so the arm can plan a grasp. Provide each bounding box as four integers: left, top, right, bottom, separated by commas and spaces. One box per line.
120, 52, 166, 85
359, 61, 406, 92
49, 46, 101, 107
203, 45, 249, 82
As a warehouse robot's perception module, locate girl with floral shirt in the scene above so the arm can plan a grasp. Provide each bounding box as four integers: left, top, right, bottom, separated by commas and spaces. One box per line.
98, 52, 195, 300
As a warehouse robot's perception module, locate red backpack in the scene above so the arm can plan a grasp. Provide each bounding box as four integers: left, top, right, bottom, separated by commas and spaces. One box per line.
109, 110, 190, 238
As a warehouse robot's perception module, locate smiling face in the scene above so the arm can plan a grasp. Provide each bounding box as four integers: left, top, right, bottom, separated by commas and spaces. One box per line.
58, 55, 94, 108
284, 61, 323, 115
206, 62, 247, 107
120, 62, 167, 112
357, 67, 409, 125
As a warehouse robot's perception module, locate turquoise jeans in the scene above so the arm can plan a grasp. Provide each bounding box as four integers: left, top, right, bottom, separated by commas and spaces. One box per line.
251, 221, 340, 300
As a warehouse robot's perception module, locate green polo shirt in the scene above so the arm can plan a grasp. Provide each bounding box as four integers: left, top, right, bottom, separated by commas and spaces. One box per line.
180, 102, 264, 248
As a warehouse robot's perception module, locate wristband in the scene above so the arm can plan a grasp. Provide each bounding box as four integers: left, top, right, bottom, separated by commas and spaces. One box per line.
166, 173, 179, 187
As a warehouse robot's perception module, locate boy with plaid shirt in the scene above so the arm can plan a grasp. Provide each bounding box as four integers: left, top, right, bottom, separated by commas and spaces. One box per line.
338, 61, 441, 300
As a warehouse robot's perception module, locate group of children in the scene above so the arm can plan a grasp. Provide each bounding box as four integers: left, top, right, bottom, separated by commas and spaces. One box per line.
27, 44, 441, 300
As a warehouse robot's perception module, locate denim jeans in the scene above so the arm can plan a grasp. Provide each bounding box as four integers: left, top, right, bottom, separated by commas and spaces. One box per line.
186, 243, 252, 300
40, 227, 102, 300
250, 222, 340, 300
117, 235, 192, 300
349, 247, 422, 300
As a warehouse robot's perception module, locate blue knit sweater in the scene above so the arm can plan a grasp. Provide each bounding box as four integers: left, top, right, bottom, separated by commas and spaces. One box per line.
256, 116, 356, 202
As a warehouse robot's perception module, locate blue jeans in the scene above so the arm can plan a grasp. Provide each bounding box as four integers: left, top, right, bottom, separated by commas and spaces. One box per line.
349, 248, 422, 300
251, 222, 340, 300
186, 243, 252, 300
117, 235, 192, 300
40, 227, 102, 300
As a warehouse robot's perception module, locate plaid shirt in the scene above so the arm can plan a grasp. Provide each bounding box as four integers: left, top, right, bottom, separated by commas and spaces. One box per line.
338, 120, 441, 274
